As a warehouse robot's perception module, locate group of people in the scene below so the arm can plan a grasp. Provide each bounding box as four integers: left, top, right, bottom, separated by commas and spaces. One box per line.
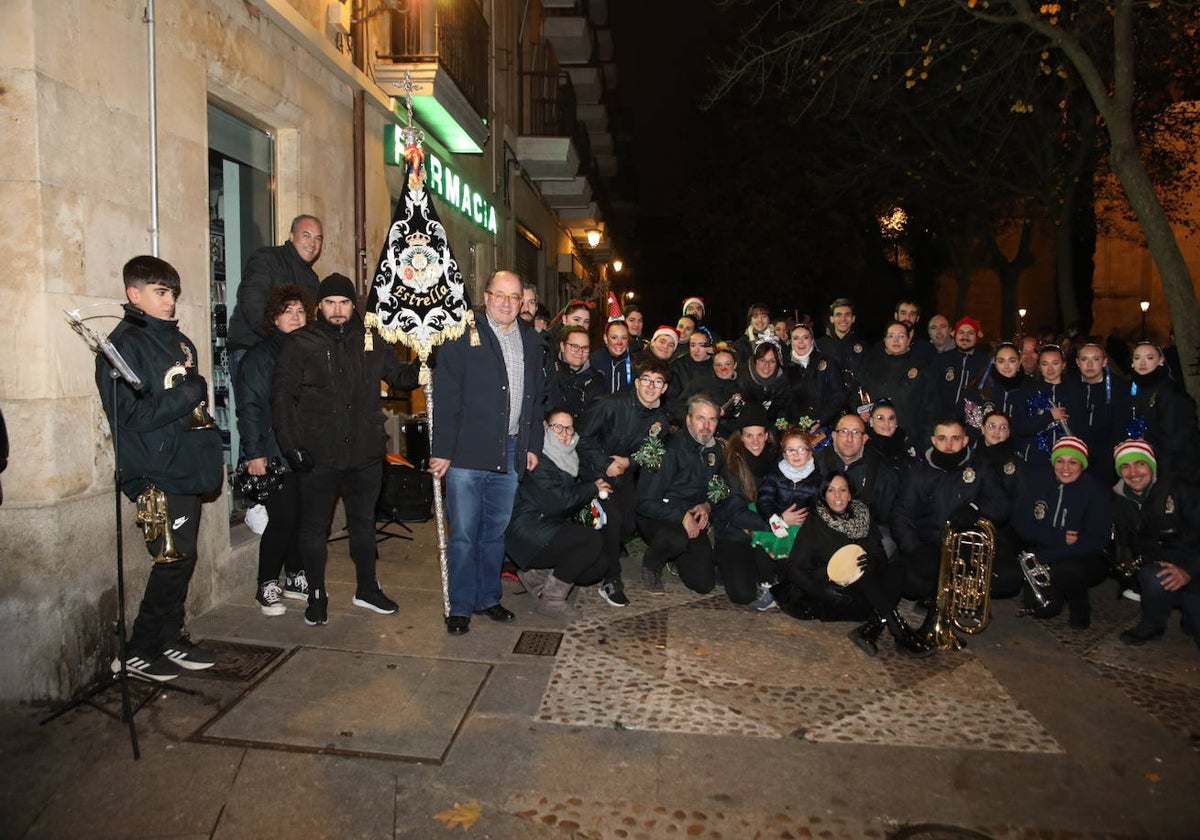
96, 235, 1200, 680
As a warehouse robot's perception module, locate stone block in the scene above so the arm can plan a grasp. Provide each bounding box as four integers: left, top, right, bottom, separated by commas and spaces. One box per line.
0, 69, 39, 182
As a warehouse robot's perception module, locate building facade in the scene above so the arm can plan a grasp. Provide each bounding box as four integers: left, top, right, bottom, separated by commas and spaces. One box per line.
0, 0, 622, 701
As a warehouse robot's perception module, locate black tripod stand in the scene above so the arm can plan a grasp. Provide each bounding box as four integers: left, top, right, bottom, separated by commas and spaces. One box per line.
41, 338, 191, 758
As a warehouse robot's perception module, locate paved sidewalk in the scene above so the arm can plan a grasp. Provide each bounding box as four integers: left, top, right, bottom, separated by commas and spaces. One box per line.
3, 520, 1199, 839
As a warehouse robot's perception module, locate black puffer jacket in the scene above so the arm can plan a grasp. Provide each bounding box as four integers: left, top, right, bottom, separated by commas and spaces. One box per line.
96, 305, 224, 499
784, 349, 852, 428
235, 328, 287, 463
504, 456, 598, 568
891, 448, 1010, 553
636, 431, 718, 523
1112, 475, 1200, 580
1129, 367, 1200, 482
859, 350, 935, 439
577, 389, 669, 483
272, 309, 418, 470
545, 356, 605, 419
227, 241, 319, 351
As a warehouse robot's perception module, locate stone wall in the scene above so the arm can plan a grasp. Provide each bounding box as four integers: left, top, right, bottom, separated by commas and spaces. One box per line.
0, 0, 374, 701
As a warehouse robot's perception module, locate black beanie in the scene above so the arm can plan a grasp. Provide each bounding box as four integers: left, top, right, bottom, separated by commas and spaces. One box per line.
318, 273, 356, 303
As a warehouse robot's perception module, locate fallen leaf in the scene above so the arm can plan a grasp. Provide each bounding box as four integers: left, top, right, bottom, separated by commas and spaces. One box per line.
434, 801, 482, 831
693, 648, 711, 656
1145, 772, 1162, 783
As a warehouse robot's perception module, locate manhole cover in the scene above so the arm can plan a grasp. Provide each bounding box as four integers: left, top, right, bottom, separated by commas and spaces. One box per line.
513, 631, 563, 656
186, 639, 285, 681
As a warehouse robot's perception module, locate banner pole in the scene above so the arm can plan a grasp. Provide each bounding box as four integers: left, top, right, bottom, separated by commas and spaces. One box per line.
421, 360, 451, 617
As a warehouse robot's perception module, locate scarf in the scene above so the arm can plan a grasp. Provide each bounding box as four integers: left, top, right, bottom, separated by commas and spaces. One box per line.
541, 429, 580, 477
928, 447, 968, 471
790, 350, 812, 368
778, 458, 816, 482
1131, 366, 1167, 391
815, 498, 871, 539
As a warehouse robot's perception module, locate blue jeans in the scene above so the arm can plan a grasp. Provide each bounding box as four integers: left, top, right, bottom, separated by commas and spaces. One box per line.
445, 437, 520, 617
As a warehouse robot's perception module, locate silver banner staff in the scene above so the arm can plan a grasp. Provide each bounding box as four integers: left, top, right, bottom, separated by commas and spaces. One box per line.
364, 73, 471, 618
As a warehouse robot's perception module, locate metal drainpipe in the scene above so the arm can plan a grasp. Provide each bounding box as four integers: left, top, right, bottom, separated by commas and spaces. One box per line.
144, 0, 160, 256
352, 10, 367, 296
490, 0, 500, 272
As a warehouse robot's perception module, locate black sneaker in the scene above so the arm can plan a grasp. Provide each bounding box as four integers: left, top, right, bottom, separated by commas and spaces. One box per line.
305, 589, 329, 626
283, 570, 309, 601
256, 581, 286, 616
353, 582, 398, 614
599, 580, 630, 607
161, 637, 217, 671
111, 653, 181, 682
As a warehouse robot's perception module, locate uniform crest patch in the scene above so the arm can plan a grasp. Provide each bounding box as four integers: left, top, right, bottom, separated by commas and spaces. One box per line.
907, 367, 918, 379
1165, 495, 1175, 514
962, 467, 976, 484
1033, 501, 1047, 520
945, 367, 956, 382
1003, 461, 1016, 475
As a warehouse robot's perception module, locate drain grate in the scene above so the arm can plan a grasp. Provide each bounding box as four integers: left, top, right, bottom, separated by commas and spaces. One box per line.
186, 639, 285, 681
513, 630, 563, 656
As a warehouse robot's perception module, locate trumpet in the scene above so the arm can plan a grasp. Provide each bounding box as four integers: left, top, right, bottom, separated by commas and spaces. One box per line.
164, 363, 217, 431
921, 518, 996, 651
135, 486, 184, 564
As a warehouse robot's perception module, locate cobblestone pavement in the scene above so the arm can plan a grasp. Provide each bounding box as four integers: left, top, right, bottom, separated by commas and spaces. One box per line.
3, 525, 1198, 839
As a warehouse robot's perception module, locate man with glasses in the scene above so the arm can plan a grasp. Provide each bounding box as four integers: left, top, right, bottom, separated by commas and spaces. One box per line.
815, 413, 901, 554
430, 270, 546, 635
546, 325, 604, 419
576, 359, 672, 607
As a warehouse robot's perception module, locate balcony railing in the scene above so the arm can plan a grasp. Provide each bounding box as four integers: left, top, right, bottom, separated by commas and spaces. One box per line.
519, 41, 590, 166
382, 0, 489, 119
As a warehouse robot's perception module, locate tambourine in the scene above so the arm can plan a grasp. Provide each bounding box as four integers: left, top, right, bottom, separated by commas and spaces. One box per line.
826, 543, 867, 586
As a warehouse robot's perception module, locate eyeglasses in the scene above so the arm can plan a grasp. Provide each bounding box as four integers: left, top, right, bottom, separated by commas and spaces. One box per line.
637, 377, 667, 388
784, 447, 810, 456
834, 428, 864, 437
983, 422, 1009, 431
548, 422, 574, 434
486, 291, 522, 305
564, 343, 589, 351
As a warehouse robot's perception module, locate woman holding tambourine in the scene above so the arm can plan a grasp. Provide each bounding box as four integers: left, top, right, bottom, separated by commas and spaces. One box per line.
781, 472, 934, 658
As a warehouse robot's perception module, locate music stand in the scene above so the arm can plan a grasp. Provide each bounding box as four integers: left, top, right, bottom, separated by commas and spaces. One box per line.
43, 315, 194, 759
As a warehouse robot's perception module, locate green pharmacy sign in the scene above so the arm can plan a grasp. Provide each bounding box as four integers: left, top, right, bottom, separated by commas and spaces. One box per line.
384, 126, 497, 236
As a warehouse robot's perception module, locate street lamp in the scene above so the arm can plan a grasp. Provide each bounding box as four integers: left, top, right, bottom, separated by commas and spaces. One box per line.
585, 228, 602, 248
1017, 308, 1027, 337
612, 259, 623, 273
624, 290, 634, 301
1140, 300, 1150, 338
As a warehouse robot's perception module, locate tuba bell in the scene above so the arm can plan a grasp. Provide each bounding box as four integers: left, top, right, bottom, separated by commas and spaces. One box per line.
920, 518, 996, 650
164, 363, 217, 431
135, 486, 184, 563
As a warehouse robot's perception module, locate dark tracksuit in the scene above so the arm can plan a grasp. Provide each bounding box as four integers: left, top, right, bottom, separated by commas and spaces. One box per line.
96, 305, 224, 660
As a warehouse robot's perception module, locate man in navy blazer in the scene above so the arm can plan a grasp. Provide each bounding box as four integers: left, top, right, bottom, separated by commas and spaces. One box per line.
430, 270, 546, 634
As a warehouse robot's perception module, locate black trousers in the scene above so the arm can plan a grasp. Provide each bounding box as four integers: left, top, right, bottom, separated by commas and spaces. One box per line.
298, 461, 383, 597
257, 470, 304, 584
529, 523, 608, 584
1026, 551, 1108, 620
903, 526, 1020, 601
128, 493, 201, 659
638, 516, 758, 603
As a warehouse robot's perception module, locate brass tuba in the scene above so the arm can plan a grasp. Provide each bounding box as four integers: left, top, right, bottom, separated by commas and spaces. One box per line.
135, 486, 184, 563
921, 518, 996, 651
164, 363, 217, 431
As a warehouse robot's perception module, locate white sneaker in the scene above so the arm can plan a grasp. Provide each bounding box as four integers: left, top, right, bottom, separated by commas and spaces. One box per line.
749, 585, 778, 612
1122, 588, 1142, 602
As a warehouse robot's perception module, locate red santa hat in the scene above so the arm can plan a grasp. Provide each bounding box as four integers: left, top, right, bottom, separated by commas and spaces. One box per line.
651, 325, 680, 348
